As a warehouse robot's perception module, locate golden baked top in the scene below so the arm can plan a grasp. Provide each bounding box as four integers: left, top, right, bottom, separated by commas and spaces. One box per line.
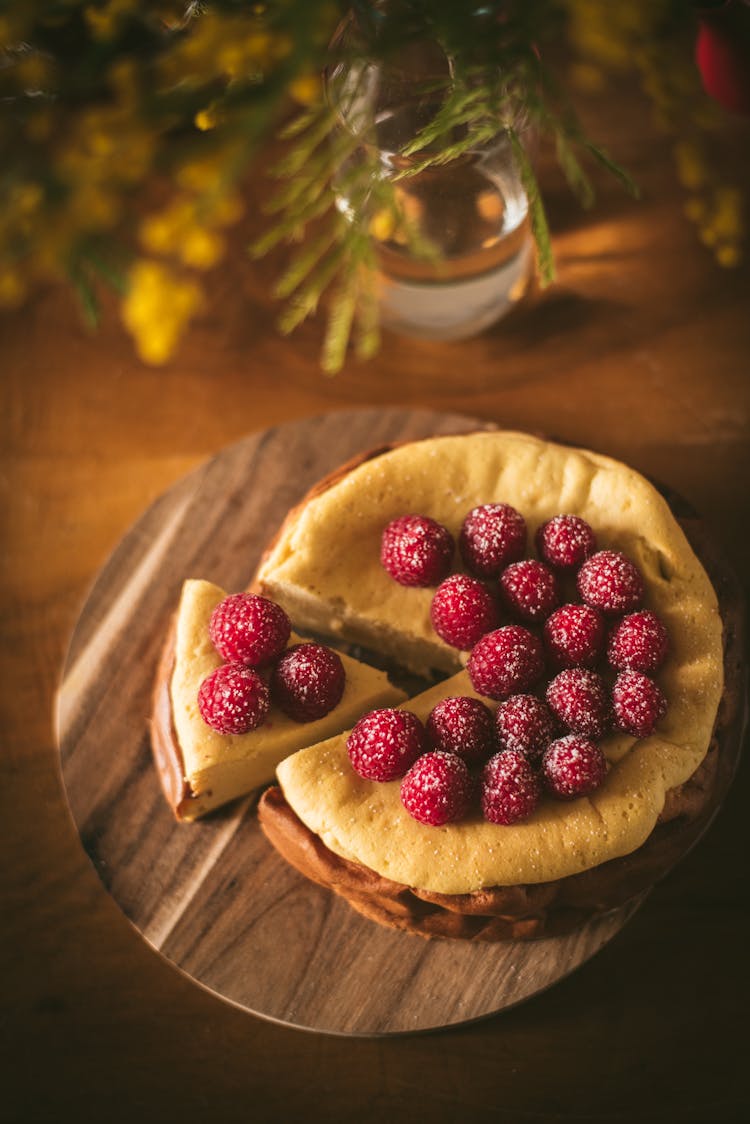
268, 432, 724, 892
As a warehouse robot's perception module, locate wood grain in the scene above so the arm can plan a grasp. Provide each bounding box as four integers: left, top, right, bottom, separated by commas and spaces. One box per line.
56, 408, 645, 1036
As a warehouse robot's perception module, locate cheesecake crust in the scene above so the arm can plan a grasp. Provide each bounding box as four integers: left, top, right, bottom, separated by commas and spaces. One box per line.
150, 619, 195, 817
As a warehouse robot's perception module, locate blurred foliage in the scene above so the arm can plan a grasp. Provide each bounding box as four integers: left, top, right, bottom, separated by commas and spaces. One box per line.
0, 1, 742, 370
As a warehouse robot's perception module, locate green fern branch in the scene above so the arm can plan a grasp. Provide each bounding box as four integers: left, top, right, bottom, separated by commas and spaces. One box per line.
273, 220, 347, 300
277, 236, 351, 334
509, 126, 555, 285
321, 272, 359, 374
392, 122, 500, 179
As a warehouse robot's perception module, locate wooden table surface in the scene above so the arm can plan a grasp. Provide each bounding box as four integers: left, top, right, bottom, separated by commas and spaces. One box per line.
2, 81, 749, 1123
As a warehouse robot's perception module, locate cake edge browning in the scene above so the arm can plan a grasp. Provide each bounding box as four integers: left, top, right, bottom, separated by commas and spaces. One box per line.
150, 618, 193, 817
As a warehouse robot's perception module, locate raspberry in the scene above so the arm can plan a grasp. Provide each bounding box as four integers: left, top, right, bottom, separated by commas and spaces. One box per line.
400, 751, 472, 826
500, 559, 559, 623
495, 694, 558, 763
546, 668, 611, 738
347, 708, 427, 782
209, 593, 291, 667
430, 574, 499, 650
467, 626, 544, 700
459, 503, 527, 578
270, 642, 345, 723
380, 514, 454, 587
612, 670, 667, 737
542, 735, 607, 800
577, 550, 644, 615
536, 515, 597, 570
198, 663, 270, 735
608, 610, 670, 673
480, 749, 541, 825
425, 696, 496, 765
543, 603, 605, 669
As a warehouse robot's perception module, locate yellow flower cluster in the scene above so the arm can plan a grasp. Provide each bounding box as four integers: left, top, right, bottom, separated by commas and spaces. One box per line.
122, 260, 203, 365
0, 3, 284, 358
684, 186, 744, 268
85, 0, 137, 41
140, 190, 243, 271
159, 11, 291, 86
565, 0, 666, 72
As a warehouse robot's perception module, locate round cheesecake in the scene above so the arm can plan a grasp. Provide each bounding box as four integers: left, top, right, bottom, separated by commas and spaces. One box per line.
255, 432, 745, 939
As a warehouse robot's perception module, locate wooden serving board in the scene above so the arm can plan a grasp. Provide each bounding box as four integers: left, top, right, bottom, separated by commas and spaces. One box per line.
56, 408, 646, 1036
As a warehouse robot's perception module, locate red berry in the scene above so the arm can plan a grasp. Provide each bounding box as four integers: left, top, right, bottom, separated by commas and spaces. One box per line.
546, 668, 611, 738
500, 559, 559, 622
468, 626, 544, 700
577, 550, 644, 615
608, 610, 670, 673
198, 663, 270, 735
459, 503, 527, 578
400, 751, 472, 826
543, 603, 605, 669
495, 694, 558, 763
696, 16, 750, 117
430, 574, 499, 650
481, 749, 541, 825
380, 514, 454, 587
542, 735, 607, 800
425, 696, 496, 765
209, 593, 291, 667
536, 515, 597, 570
347, 708, 427, 782
612, 670, 667, 737
270, 642, 345, 723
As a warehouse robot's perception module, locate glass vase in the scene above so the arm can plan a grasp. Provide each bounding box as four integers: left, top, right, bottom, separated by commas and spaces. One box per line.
325, 28, 534, 342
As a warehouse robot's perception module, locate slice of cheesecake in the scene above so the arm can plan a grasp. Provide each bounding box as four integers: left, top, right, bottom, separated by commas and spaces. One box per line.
151, 579, 406, 821
258, 617, 735, 939
267, 654, 717, 895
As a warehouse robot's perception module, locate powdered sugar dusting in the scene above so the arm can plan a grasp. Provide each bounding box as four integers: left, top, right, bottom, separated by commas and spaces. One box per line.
426, 695, 496, 764
270, 642, 345, 722
612, 670, 667, 736
577, 550, 644, 614
536, 514, 597, 570
400, 751, 472, 826
459, 503, 527, 577
543, 603, 605, 668
467, 626, 544, 700
347, 708, 426, 781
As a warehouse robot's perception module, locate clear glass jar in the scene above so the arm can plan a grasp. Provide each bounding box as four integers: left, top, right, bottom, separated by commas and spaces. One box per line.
326, 28, 533, 341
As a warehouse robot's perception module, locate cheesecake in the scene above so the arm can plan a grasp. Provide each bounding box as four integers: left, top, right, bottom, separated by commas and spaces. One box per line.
254, 432, 743, 939
151, 578, 406, 821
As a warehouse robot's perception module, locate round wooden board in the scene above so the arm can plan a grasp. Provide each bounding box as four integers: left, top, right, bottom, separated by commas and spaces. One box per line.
56, 408, 647, 1037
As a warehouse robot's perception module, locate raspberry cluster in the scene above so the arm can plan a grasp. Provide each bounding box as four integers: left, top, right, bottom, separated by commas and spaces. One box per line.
373, 506, 672, 825
198, 592, 345, 734
346, 692, 609, 827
